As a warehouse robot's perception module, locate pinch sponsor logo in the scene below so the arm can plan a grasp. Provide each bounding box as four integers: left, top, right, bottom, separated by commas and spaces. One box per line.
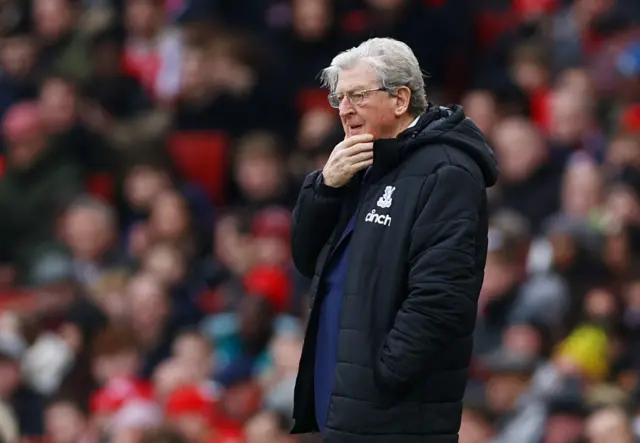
365, 209, 391, 226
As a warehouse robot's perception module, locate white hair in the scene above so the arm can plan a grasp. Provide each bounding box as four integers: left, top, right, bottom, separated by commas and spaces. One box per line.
66, 194, 116, 227
320, 37, 428, 116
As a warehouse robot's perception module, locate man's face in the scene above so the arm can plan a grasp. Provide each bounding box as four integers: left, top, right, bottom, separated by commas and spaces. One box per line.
253, 235, 290, 267
39, 78, 77, 132
126, 274, 168, 335
583, 288, 617, 321
125, 0, 162, 38
33, 0, 73, 40
561, 162, 603, 217
502, 325, 541, 358
585, 408, 634, 443
292, 0, 332, 41
0, 36, 36, 78
124, 166, 170, 211
143, 245, 186, 287
62, 208, 114, 262
462, 90, 497, 135
172, 335, 212, 380
485, 373, 529, 414
153, 359, 193, 400
149, 191, 189, 240
335, 61, 398, 140
492, 119, 545, 183
45, 402, 87, 443
544, 414, 584, 443
549, 91, 589, 145
269, 335, 302, 375
179, 49, 211, 98
234, 155, 283, 202
606, 136, 640, 169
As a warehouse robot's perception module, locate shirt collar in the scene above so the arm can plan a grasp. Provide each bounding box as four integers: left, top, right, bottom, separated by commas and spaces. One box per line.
406, 116, 419, 129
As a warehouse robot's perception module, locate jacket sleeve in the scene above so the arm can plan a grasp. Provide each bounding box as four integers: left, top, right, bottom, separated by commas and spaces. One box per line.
291, 170, 346, 278
374, 165, 483, 393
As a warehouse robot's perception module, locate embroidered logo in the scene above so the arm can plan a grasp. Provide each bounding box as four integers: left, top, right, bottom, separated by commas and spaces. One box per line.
377, 186, 395, 208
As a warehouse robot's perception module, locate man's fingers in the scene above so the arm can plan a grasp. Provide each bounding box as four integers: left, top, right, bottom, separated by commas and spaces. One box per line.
350, 159, 374, 172
342, 134, 374, 149
343, 142, 374, 156
348, 151, 374, 164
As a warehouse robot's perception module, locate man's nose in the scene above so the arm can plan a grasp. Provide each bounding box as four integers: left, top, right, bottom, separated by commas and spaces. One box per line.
338, 96, 354, 117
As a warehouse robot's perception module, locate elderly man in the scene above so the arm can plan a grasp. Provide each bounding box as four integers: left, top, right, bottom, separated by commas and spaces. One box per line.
290, 38, 499, 443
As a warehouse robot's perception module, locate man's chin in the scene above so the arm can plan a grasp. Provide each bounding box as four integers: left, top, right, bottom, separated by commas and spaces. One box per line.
347, 126, 374, 138
350, 126, 364, 136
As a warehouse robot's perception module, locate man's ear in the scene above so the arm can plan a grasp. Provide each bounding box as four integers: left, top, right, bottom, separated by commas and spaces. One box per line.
394, 86, 411, 117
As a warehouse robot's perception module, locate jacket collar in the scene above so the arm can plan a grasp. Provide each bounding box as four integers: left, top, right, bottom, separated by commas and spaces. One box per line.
368, 104, 443, 182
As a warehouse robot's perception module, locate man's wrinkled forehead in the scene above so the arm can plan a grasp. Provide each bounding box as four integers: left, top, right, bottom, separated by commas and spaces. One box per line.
334, 63, 378, 93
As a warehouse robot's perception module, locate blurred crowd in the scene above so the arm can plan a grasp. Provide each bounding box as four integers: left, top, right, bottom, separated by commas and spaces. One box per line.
0, 0, 638, 442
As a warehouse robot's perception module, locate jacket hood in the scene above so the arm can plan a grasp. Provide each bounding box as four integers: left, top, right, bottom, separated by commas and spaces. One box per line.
374, 104, 499, 187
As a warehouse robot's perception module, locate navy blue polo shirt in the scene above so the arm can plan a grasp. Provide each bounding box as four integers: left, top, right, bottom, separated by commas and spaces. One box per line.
314, 213, 356, 433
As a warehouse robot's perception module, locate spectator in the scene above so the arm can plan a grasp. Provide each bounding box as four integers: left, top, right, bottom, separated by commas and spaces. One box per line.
82, 27, 151, 121
141, 242, 203, 325
548, 88, 606, 162
122, 0, 182, 102
60, 195, 129, 287
250, 207, 293, 269
38, 72, 110, 172
462, 89, 499, 136
124, 272, 177, 378
44, 396, 92, 443
0, 24, 37, 128
584, 406, 636, 443
90, 325, 145, 388
204, 296, 275, 388
32, 0, 90, 80
171, 330, 215, 383
229, 131, 297, 209
605, 132, 640, 171
492, 116, 564, 232
172, 41, 238, 133
476, 211, 533, 355
560, 155, 605, 219
258, 329, 302, 419
0, 101, 83, 282
146, 190, 197, 255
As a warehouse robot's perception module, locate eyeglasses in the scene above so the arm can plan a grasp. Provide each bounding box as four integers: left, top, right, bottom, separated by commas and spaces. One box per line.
328, 87, 390, 108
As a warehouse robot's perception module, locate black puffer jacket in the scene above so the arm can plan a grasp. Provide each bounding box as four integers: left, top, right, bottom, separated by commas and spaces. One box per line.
290, 105, 499, 443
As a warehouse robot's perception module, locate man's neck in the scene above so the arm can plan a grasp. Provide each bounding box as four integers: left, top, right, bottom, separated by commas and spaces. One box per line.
392, 114, 418, 138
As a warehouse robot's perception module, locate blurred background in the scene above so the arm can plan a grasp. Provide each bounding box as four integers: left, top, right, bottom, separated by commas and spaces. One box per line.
0, 0, 638, 442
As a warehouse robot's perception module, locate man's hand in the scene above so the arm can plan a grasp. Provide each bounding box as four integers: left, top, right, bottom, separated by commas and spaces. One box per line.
322, 134, 374, 188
